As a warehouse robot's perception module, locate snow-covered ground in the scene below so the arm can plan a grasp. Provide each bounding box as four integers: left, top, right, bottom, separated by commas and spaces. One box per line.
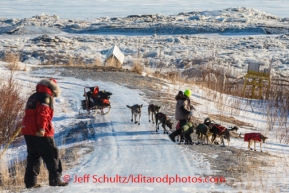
0, 62, 288, 192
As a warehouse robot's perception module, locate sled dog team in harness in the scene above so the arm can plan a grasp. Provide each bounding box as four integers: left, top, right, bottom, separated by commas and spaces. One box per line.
126, 89, 267, 150
21, 78, 268, 189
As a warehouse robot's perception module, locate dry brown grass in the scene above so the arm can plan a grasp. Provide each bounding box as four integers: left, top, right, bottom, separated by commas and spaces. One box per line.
67, 56, 75, 66
132, 60, 144, 75
4, 52, 22, 71
166, 71, 180, 83
0, 158, 48, 191
0, 143, 91, 191
144, 67, 153, 77
66, 56, 86, 66
94, 57, 102, 67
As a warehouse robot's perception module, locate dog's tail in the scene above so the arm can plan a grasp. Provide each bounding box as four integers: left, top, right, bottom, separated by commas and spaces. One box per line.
126, 105, 131, 109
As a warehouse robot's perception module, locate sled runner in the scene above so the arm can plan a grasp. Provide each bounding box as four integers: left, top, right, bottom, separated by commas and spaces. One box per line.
79, 86, 112, 116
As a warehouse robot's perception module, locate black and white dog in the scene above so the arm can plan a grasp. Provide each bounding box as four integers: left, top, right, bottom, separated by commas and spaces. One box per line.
204, 118, 238, 147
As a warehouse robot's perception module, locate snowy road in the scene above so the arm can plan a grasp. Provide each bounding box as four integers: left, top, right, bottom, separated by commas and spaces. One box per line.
17, 70, 231, 192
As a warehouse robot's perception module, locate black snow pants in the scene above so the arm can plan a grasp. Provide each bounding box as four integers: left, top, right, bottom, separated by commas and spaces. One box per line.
24, 135, 62, 188
170, 119, 187, 139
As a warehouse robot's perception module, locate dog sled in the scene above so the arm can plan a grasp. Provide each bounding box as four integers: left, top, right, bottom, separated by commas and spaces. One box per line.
79, 86, 112, 116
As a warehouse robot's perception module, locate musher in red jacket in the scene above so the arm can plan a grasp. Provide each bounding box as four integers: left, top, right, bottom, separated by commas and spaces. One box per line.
21, 78, 68, 188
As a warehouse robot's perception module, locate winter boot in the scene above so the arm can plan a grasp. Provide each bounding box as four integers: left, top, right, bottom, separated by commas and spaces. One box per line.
26, 184, 41, 189
49, 179, 68, 187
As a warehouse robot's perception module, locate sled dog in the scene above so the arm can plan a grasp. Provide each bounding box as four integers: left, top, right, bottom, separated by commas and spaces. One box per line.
148, 104, 161, 123
204, 118, 238, 147
243, 133, 268, 152
155, 112, 173, 134
126, 104, 143, 125
195, 123, 211, 145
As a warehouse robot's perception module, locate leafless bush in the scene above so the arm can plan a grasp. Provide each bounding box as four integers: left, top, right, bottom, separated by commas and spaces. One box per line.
0, 73, 26, 145
132, 60, 144, 75
4, 52, 21, 71
264, 80, 289, 140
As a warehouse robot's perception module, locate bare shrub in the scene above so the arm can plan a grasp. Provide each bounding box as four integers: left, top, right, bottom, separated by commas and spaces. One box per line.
0, 73, 26, 145
132, 60, 144, 75
4, 52, 21, 71
0, 73, 27, 191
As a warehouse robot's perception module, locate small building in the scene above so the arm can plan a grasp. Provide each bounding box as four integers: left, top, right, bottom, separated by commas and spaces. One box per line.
105, 45, 124, 68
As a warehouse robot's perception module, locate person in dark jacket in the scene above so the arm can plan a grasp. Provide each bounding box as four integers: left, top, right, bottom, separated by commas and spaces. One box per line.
21, 78, 68, 188
169, 89, 194, 142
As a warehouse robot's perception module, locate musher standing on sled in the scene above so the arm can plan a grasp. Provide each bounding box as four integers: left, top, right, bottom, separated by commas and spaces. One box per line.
21, 78, 68, 188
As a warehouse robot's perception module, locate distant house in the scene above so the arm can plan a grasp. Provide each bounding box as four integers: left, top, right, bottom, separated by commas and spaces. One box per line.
105, 45, 124, 68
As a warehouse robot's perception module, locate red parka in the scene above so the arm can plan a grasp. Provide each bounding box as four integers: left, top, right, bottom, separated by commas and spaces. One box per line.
22, 79, 60, 137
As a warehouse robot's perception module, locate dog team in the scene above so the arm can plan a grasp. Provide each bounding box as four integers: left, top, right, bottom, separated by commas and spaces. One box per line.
127, 89, 268, 152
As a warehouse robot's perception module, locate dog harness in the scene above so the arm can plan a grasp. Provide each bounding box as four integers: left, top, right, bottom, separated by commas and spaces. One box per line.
157, 112, 166, 119
244, 133, 261, 142
212, 124, 226, 135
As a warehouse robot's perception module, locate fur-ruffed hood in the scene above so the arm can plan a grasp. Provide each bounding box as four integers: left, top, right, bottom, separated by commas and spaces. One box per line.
37, 79, 61, 97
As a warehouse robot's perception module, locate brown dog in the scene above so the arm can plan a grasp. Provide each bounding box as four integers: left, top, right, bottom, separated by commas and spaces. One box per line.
148, 104, 161, 123
155, 112, 173, 134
